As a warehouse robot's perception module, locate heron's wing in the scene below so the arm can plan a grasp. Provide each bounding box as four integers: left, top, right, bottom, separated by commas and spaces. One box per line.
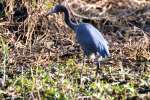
76, 24, 97, 56
97, 41, 110, 57
76, 23, 110, 57
88, 24, 108, 45
76, 32, 97, 56
85, 24, 110, 57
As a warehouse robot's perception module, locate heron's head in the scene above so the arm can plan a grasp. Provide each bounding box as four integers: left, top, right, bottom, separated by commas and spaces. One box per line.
46, 5, 65, 16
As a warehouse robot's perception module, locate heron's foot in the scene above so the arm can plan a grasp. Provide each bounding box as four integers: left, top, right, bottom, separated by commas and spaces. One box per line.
80, 72, 83, 85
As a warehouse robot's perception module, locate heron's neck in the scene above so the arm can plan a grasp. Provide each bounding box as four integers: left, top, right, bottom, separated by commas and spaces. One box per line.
63, 7, 77, 30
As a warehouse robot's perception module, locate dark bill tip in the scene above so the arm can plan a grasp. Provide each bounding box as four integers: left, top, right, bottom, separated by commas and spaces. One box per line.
46, 11, 51, 16
46, 7, 55, 16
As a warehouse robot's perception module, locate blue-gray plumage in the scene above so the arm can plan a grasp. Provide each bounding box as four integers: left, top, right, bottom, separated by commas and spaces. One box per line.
46, 4, 110, 76
76, 23, 110, 58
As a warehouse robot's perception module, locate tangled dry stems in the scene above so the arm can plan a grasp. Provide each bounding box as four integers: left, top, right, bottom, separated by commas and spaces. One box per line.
0, 0, 149, 72
0, 0, 150, 99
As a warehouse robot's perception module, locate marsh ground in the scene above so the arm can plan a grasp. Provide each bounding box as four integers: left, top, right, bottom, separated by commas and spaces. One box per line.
0, 0, 150, 99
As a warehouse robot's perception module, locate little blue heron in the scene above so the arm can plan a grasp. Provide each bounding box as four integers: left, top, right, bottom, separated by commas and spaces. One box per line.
46, 4, 110, 78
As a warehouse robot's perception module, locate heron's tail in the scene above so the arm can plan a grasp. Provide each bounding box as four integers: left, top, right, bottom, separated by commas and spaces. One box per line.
98, 42, 110, 58
105, 47, 110, 57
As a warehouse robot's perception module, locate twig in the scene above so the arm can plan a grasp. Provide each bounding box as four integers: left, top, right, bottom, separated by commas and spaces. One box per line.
64, 0, 107, 20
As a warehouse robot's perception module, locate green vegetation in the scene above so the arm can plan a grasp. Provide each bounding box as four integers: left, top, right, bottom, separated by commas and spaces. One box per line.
0, 56, 149, 99
0, 0, 150, 99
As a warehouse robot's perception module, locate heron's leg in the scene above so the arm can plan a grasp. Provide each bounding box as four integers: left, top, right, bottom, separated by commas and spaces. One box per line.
95, 56, 102, 77
80, 55, 86, 85
95, 61, 100, 76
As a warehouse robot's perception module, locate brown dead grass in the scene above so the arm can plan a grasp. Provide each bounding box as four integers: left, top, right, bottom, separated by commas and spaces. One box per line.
0, 0, 150, 99
0, 0, 149, 71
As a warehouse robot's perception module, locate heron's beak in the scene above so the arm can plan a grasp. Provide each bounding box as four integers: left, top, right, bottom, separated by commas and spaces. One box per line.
46, 8, 55, 16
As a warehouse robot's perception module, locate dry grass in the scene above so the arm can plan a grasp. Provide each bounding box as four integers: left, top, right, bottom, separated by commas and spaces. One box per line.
0, 0, 150, 99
